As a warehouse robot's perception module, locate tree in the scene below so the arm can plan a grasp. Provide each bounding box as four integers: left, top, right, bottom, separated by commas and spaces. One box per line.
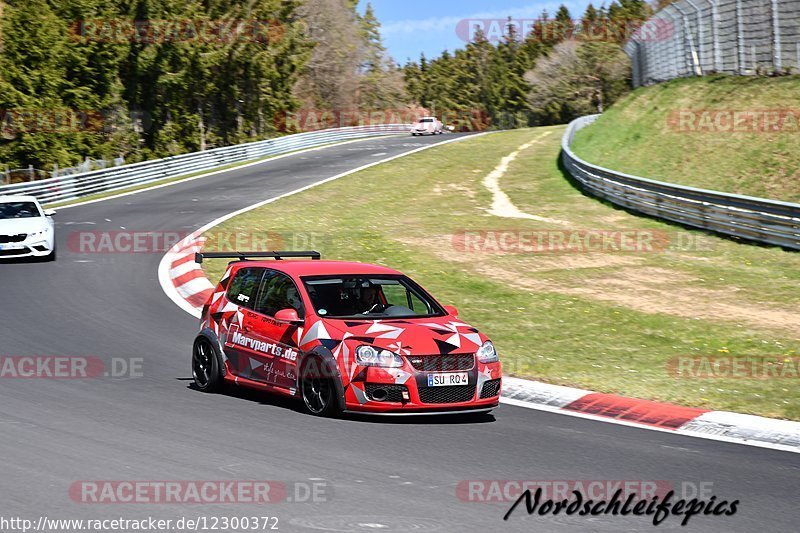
0, 0, 130, 168
526, 39, 630, 123
553, 5, 574, 41
0, 0, 312, 167
357, 3, 407, 110
294, 0, 367, 116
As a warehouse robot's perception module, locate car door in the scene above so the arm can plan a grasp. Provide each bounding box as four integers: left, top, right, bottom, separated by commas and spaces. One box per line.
221, 266, 266, 381
244, 270, 305, 391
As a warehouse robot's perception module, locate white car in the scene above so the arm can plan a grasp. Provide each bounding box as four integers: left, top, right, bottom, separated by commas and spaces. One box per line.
0, 195, 56, 261
411, 117, 444, 136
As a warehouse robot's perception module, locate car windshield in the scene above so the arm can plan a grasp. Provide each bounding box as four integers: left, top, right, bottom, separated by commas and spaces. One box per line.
420, 118, 434, 123
302, 276, 443, 319
0, 202, 40, 219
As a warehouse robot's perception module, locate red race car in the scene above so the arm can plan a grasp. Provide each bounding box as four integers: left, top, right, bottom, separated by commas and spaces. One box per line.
192, 252, 502, 416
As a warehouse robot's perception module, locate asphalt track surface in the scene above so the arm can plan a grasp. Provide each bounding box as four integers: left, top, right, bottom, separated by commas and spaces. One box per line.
0, 134, 798, 533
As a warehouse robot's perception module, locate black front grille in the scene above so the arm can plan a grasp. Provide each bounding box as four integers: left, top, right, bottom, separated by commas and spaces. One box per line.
0, 234, 26, 244
365, 384, 407, 403
418, 384, 476, 404
0, 248, 28, 257
408, 354, 475, 372
480, 379, 502, 398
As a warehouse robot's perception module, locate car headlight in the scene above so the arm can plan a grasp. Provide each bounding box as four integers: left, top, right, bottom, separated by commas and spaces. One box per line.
477, 341, 498, 363
355, 345, 403, 368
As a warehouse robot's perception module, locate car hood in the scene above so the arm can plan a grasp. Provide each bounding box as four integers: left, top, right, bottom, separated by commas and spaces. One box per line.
314, 315, 486, 356
0, 218, 48, 235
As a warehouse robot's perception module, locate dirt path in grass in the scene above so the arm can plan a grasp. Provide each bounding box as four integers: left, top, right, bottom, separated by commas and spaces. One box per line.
478, 264, 800, 335
400, 126, 800, 335
402, 230, 800, 333
482, 132, 568, 225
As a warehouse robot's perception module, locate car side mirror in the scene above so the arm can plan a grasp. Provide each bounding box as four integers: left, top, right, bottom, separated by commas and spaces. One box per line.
275, 308, 303, 324
44, 209, 56, 217
444, 305, 458, 317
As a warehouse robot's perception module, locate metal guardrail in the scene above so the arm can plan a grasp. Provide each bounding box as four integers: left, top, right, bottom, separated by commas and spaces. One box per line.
0, 125, 410, 205
561, 115, 800, 250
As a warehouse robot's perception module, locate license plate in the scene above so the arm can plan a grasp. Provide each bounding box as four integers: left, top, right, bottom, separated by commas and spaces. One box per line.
427, 372, 469, 387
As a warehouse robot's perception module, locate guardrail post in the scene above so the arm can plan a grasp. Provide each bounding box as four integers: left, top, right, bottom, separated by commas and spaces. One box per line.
664, 7, 684, 78
672, 3, 702, 76
736, 0, 746, 74
707, 0, 722, 72
683, 0, 705, 74
771, 0, 782, 72
28, 165, 35, 182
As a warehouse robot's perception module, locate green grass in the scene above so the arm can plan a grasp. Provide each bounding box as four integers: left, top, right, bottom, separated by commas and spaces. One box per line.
202, 128, 800, 419
571, 75, 800, 202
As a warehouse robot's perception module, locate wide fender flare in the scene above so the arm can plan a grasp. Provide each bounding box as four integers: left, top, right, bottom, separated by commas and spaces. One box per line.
298, 346, 346, 411
194, 328, 227, 377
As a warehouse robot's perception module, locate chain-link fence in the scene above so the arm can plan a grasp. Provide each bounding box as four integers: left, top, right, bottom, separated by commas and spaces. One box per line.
625, 0, 800, 86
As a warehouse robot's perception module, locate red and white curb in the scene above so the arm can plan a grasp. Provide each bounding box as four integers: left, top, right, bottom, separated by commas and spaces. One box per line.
165, 236, 214, 311
158, 133, 488, 318
503, 378, 800, 453
156, 136, 800, 454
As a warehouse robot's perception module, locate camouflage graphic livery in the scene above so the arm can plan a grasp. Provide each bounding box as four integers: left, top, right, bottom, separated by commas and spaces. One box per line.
191, 252, 501, 416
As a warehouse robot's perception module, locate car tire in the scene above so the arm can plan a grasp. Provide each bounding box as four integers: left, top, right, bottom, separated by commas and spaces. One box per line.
192, 337, 223, 393
300, 357, 342, 418
46, 245, 56, 262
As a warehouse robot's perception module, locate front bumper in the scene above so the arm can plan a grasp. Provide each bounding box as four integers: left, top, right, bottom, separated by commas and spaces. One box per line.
345, 406, 496, 416
0, 240, 53, 259
344, 359, 502, 414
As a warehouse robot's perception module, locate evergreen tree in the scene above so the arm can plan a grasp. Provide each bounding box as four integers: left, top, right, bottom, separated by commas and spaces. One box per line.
357, 3, 407, 111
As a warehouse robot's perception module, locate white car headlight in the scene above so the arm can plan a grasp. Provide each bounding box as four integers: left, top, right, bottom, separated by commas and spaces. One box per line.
477, 341, 498, 363
355, 345, 403, 368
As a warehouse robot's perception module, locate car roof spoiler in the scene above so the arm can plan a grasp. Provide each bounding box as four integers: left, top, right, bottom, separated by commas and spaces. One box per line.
194, 251, 321, 264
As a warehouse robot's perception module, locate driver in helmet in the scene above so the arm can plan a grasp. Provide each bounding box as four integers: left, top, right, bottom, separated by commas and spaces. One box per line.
359, 285, 385, 314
